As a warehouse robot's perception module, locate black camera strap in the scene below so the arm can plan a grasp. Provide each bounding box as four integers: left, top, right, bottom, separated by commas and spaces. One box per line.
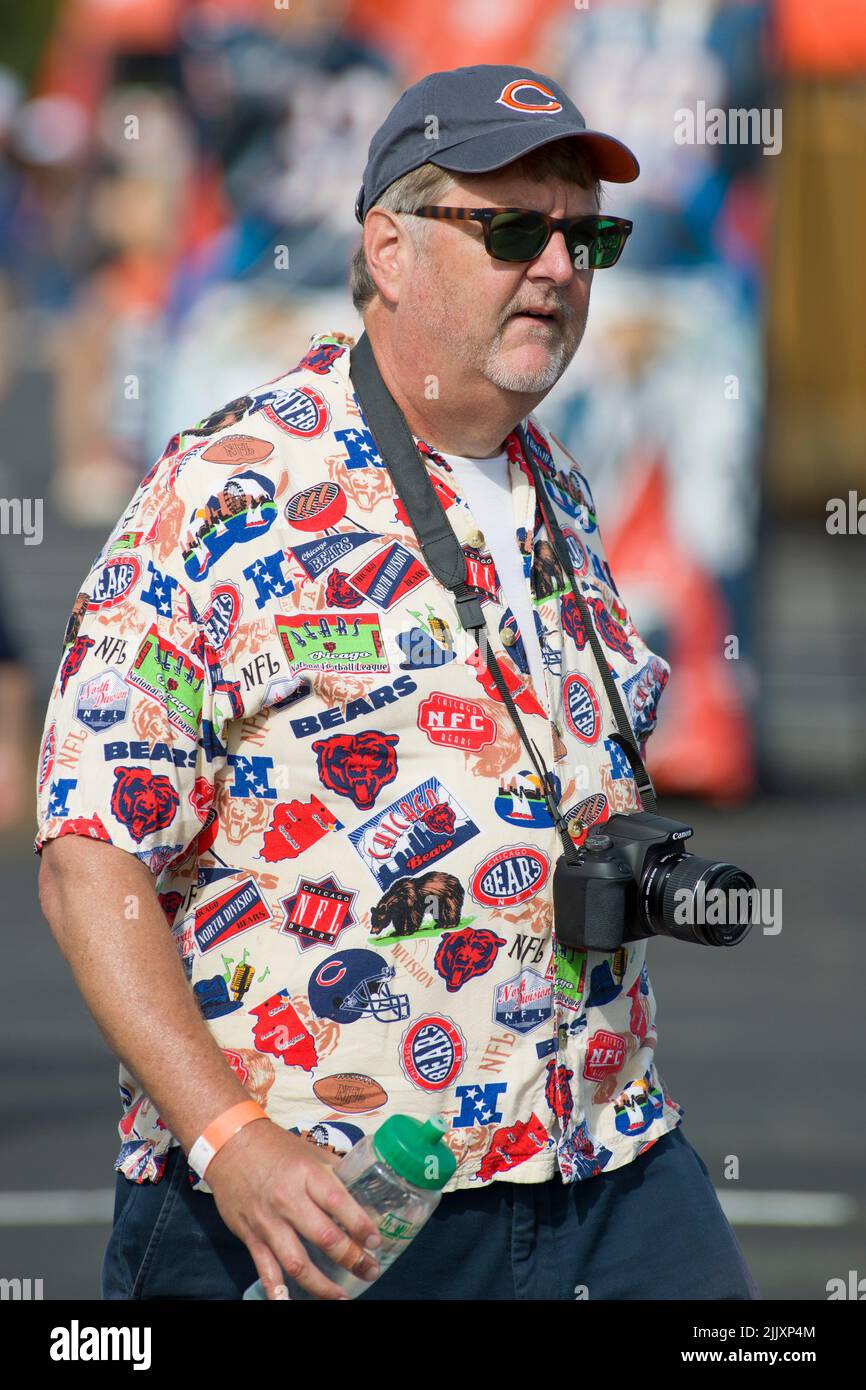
514, 431, 657, 813
348, 335, 576, 861
348, 331, 656, 860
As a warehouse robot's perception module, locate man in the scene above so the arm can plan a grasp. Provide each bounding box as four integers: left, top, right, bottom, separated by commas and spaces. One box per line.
37, 64, 758, 1301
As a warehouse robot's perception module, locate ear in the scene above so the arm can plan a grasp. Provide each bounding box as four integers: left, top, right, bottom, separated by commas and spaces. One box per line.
364, 207, 416, 306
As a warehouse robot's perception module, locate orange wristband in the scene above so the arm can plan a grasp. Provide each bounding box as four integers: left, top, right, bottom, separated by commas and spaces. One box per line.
188, 1100, 267, 1179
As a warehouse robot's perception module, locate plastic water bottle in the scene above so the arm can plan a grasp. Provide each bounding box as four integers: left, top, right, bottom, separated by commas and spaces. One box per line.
243, 1113, 456, 1300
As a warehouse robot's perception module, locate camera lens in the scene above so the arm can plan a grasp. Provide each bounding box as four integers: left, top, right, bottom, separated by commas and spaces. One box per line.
642, 853, 756, 946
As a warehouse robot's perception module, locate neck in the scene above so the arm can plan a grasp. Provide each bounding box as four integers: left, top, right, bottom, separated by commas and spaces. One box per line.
362, 316, 543, 458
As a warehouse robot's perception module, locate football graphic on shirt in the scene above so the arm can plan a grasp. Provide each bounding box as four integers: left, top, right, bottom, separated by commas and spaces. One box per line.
59, 634, 95, 694
560, 591, 589, 649
420, 801, 456, 836
312, 730, 400, 809
475, 1112, 553, 1183
434, 926, 507, 993
201, 435, 275, 465
585, 595, 636, 662
312, 1073, 388, 1113
531, 539, 566, 598
370, 871, 464, 938
325, 569, 365, 608
110, 766, 180, 843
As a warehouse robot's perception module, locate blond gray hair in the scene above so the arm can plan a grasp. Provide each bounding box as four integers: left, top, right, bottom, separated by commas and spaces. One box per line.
350, 139, 602, 314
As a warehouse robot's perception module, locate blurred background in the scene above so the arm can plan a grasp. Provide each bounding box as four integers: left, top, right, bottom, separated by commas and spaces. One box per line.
0, 0, 864, 1301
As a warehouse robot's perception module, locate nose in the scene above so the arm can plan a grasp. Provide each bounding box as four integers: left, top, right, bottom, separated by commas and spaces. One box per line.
527, 228, 581, 286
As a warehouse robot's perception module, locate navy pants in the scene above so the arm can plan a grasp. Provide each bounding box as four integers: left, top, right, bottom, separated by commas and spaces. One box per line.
101, 1126, 759, 1301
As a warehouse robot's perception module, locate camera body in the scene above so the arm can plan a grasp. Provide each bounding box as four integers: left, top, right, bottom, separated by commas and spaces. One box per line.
553, 810, 755, 951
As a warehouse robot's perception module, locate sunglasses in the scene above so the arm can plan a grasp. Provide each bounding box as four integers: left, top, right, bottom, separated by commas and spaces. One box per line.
409, 206, 633, 269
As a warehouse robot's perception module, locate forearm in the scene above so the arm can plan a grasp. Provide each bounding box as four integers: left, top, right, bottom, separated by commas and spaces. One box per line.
39, 837, 249, 1153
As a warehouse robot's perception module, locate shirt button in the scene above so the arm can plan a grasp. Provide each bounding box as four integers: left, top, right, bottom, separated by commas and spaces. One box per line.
466, 529, 485, 550
501, 629, 516, 647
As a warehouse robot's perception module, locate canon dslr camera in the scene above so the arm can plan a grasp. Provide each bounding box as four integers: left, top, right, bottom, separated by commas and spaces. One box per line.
553, 810, 756, 950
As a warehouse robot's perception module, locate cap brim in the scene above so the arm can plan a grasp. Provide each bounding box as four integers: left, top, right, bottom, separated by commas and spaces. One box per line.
430, 121, 639, 184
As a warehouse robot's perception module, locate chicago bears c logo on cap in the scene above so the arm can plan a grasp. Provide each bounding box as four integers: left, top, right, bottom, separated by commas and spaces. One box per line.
497, 80, 563, 114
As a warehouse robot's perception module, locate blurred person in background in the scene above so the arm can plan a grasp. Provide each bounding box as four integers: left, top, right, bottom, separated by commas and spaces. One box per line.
51, 71, 193, 524
0, 0, 397, 526
149, 0, 396, 454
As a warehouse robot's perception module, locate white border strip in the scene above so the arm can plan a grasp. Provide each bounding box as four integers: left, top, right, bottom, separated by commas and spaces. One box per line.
0, 1191, 115, 1225
0, 1188, 857, 1228
716, 1190, 858, 1227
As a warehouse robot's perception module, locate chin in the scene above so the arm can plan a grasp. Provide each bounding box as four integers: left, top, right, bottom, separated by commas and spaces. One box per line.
485, 345, 568, 394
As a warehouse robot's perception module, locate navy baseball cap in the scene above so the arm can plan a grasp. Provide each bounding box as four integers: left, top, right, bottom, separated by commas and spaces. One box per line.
355, 64, 639, 224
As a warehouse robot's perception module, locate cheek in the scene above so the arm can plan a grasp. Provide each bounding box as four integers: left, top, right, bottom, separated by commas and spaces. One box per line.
425, 248, 472, 312
433, 240, 506, 311
409, 243, 522, 339
574, 270, 593, 309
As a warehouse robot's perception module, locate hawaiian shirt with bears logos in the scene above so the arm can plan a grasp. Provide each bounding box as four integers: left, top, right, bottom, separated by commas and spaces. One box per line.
35, 329, 683, 1192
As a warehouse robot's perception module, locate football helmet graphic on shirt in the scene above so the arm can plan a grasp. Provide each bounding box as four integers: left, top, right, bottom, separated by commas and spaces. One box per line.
308, 949, 410, 1024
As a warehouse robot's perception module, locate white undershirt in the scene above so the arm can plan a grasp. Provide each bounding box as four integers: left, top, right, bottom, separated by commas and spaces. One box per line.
440, 448, 549, 714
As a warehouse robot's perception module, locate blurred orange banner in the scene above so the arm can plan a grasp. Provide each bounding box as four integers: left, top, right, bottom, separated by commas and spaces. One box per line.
775, 0, 866, 74
347, 0, 568, 81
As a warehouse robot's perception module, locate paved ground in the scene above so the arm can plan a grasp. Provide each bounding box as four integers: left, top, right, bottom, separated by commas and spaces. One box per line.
2, 794, 863, 1301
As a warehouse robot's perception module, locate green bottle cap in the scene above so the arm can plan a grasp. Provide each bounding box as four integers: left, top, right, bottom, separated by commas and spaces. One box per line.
372, 1113, 456, 1191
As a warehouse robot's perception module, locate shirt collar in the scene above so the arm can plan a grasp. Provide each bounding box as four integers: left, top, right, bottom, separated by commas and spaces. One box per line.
316, 328, 536, 478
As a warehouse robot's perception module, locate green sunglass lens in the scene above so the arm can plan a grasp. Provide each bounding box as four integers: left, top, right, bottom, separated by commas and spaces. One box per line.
489, 213, 548, 261
487, 214, 628, 266
593, 225, 625, 267
591, 221, 627, 268
564, 221, 625, 269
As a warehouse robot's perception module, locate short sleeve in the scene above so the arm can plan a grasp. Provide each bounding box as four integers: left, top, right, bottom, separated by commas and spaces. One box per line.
35, 546, 245, 879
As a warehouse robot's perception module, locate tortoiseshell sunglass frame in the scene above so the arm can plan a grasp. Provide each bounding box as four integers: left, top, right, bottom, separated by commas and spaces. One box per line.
408, 206, 634, 268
